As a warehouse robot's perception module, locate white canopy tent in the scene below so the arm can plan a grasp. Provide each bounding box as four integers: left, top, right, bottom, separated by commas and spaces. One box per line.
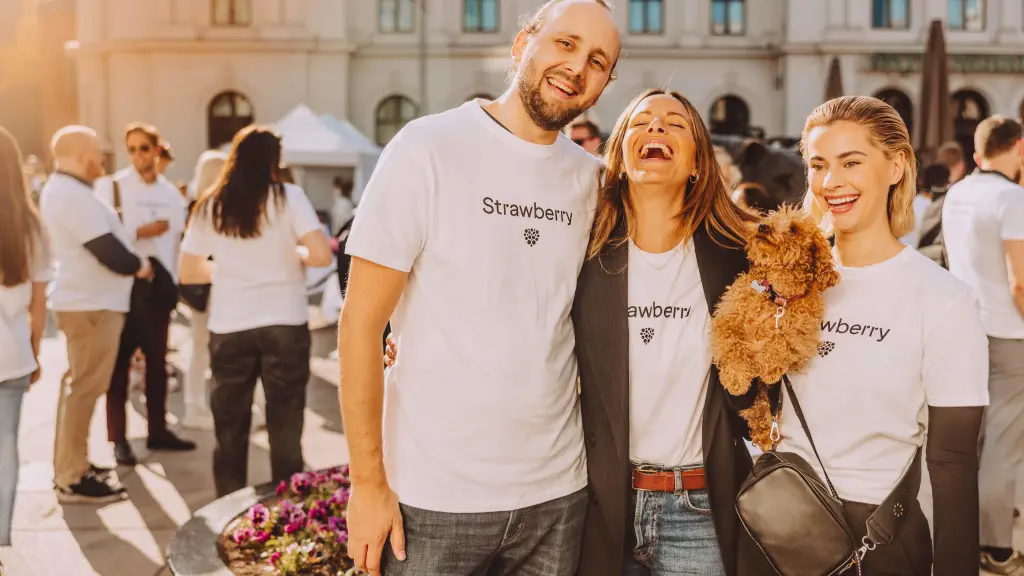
272, 105, 381, 205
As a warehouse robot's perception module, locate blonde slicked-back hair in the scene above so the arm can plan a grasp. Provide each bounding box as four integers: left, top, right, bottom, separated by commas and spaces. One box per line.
800, 95, 918, 239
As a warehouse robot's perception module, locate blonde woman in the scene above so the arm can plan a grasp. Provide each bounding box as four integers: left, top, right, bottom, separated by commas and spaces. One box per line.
746, 96, 988, 574
180, 150, 226, 430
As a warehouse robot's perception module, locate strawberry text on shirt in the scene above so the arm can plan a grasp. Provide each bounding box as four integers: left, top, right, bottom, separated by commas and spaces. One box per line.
821, 317, 891, 342
628, 302, 692, 319
482, 196, 573, 226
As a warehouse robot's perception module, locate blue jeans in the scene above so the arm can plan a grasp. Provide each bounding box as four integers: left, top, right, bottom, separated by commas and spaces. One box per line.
381, 488, 588, 576
622, 486, 727, 576
0, 375, 30, 546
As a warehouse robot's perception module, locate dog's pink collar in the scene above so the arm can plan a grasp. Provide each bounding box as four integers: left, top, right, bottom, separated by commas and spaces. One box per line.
751, 279, 805, 308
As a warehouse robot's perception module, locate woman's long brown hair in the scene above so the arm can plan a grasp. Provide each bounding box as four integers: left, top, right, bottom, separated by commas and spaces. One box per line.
587, 89, 756, 259
0, 126, 45, 287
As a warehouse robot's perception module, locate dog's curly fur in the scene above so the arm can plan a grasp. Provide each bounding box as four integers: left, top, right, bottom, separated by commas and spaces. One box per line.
710, 206, 840, 450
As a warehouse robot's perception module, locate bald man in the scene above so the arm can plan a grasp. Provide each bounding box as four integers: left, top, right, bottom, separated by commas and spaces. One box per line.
40, 125, 151, 503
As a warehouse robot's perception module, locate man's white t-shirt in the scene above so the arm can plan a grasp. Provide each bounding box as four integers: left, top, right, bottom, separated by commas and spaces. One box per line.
942, 171, 1024, 338
899, 193, 931, 247
40, 172, 136, 313
181, 184, 322, 334
345, 100, 601, 513
0, 229, 54, 382
777, 247, 989, 505
95, 168, 187, 282
627, 239, 710, 468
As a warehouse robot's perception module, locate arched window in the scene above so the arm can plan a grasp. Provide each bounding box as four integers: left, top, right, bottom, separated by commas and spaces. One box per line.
951, 89, 989, 171
212, 0, 252, 26
873, 88, 914, 136
376, 95, 418, 146
708, 94, 750, 136
207, 91, 254, 149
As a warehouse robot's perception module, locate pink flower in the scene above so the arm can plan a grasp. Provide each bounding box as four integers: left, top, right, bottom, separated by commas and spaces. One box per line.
232, 528, 253, 545
337, 530, 348, 544
253, 530, 271, 543
275, 480, 287, 496
247, 503, 269, 526
284, 519, 305, 534
290, 473, 311, 494
269, 551, 282, 565
327, 516, 346, 533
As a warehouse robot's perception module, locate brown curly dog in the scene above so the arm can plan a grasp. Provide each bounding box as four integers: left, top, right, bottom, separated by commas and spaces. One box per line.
710, 206, 840, 450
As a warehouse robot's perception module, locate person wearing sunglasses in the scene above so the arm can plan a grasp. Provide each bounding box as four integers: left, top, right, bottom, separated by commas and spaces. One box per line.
570, 119, 603, 156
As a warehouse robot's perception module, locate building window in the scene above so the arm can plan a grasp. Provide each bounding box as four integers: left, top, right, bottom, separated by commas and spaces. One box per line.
628, 0, 663, 34
947, 0, 984, 30
376, 95, 418, 146
464, 0, 499, 33
208, 91, 254, 149
709, 95, 750, 136
872, 0, 910, 28
212, 0, 252, 26
380, 0, 416, 33
873, 88, 913, 136
711, 0, 745, 36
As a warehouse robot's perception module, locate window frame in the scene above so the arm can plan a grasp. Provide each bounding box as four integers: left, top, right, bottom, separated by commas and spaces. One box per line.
628, 0, 665, 35
211, 0, 252, 27
947, 0, 985, 31
871, 0, 911, 29
710, 0, 746, 37
379, 0, 416, 34
375, 95, 419, 146
463, 0, 500, 33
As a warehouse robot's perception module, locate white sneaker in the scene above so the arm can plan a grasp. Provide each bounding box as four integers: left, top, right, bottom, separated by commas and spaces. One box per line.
180, 404, 215, 431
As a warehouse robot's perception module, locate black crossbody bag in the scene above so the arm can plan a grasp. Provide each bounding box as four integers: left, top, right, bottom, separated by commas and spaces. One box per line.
735, 376, 923, 575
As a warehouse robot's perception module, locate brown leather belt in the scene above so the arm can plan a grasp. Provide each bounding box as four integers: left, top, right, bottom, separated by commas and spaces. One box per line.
631, 466, 707, 493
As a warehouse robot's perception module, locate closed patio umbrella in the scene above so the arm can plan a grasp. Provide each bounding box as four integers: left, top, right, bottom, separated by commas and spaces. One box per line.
917, 19, 953, 164
824, 56, 843, 102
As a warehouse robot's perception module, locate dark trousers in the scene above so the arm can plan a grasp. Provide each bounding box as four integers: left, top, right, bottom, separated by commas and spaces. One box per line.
209, 324, 310, 497
106, 288, 172, 442
843, 501, 932, 575
381, 488, 588, 576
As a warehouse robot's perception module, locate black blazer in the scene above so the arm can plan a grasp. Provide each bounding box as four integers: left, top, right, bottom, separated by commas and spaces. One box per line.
572, 224, 772, 575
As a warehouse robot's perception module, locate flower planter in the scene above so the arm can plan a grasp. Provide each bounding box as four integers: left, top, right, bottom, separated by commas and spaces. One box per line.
168, 467, 357, 576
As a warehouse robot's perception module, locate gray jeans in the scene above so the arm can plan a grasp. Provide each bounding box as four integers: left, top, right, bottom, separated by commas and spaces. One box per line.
979, 337, 1024, 547
381, 488, 588, 576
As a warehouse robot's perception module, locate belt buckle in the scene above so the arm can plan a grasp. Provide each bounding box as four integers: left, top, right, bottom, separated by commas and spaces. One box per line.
631, 464, 659, 491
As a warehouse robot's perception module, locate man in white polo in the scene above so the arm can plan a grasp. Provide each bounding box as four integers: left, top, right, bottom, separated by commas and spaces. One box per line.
942, 115, 1024, 573
40, 125, 151, 503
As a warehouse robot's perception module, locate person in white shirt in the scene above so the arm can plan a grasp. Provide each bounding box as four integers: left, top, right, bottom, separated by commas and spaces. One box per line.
179, 125, 332, 498
330, 176, 355, 235
339, 1, 619, 574
0, 127, 54, 546
40, 125, 152, 504
94, 123, 195, 465
940, 115, 1024, 572
755, 95, 988, 574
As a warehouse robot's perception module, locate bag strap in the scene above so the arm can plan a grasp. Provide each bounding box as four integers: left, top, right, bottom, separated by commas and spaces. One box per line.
779, 375, 924, 550
112, 179, 123, 223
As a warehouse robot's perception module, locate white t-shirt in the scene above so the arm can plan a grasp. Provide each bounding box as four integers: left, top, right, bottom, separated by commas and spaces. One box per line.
899, 194, 931, 247
777, 247, 989, 505
95, 168, 187, 282
345, 100, 601, 513
942, 171, 1024, 338
628, 239, 710, 468
40, 172, 136, 313
0, 229, 55, 382
181, 183, 322, 334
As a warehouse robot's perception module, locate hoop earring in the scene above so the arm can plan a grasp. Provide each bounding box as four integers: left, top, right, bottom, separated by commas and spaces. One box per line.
689, 174, 698, 183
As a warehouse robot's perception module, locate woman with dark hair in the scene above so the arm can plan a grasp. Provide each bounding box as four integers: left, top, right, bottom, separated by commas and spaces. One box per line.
0, 126, 53, 546
179, 125, 332, 496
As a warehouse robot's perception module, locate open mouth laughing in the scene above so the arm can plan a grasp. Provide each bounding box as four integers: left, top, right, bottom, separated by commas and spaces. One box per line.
637, 139, 674, 161
824, 194, 859, 214
545, 76, 580, 99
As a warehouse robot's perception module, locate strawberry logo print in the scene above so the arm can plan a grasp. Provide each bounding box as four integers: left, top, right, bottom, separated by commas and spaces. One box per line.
524, 228, 540, 247
640, 327, 654, 345
817, 341, 835, 357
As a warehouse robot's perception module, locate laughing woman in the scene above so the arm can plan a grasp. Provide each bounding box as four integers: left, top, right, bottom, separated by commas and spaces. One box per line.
747, 96, 987, 574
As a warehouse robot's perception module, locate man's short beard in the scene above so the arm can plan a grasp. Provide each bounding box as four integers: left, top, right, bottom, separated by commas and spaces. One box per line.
516, 63, 589, 132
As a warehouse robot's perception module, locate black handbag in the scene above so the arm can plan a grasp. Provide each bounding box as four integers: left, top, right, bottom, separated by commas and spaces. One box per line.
735, 376, 922, 575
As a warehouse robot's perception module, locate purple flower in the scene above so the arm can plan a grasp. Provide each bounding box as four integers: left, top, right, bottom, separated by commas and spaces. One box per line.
327, 516, 347, 533
308, 506, 326, 522
290, 473, 311, 494
337, 530, 348, 544
232, 527, 253, 544
247, 503, 269, 526
328, 488, 350, 507
253, 530, 271, 543
284, 519, 305, 534
275, 480, 288, 496
340, 464, 350, 477
269, 551, 282, 565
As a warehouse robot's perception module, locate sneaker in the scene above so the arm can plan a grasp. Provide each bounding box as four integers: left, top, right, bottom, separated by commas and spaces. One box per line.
147, 431, 197, 452
89, 463, 114, 476
981, 550, 1024, 574
56, 472, 128, 504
